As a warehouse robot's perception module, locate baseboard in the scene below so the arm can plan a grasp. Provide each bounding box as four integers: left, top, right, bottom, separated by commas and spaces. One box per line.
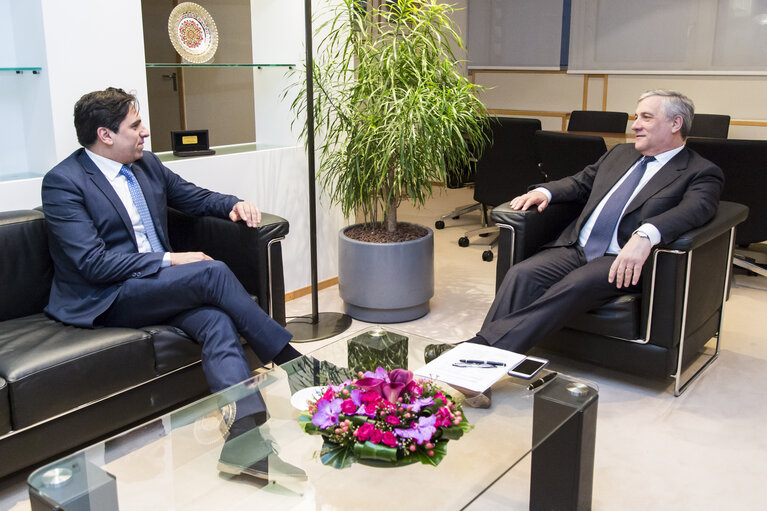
285, 277, 339, 302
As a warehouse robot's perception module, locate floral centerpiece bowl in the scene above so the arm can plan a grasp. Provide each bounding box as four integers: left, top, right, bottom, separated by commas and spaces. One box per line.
298, 367, 472, 468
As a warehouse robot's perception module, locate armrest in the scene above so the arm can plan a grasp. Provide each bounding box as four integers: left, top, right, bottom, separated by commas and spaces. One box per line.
659, 201, 749, 252
640, 201, 748, 349
491, 202, 581, 291
491, 202, 581, 257
167, 209, 290, 325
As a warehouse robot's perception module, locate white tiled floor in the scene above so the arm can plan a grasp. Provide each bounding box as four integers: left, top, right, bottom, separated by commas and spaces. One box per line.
2, 186, 766, 510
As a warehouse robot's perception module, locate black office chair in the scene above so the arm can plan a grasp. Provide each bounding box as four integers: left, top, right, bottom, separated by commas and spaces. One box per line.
686, 138, 767, 277
535, 131, 608, 182
491, 201, 748, 395
435, 155, 480, 230
459, 117, 542, 261
567, 110, 629, 134
688, 114, 730, 139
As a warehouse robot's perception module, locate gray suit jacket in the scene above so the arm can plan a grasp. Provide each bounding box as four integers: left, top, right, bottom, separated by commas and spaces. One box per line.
538, 143, 724, 249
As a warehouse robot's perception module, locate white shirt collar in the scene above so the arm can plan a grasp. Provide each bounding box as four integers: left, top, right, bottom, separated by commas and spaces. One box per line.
84, 148, 125, 181
647, 145, 685, 167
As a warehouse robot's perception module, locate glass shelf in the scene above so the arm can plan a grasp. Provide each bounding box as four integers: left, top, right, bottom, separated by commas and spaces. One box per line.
0, 67, 42, 73
145, 63, 295, 68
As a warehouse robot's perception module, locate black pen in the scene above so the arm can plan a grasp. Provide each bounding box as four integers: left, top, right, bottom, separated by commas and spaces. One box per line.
459, 359, 506, 367
527, 372, 557, 390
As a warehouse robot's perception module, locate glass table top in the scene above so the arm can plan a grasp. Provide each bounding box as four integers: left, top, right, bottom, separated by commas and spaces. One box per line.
28, 327, 597, 510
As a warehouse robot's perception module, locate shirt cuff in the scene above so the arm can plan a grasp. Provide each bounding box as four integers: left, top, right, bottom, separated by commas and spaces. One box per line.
161, 252, 171, 268
634, 224, 661, 246
532, 187, 552, 202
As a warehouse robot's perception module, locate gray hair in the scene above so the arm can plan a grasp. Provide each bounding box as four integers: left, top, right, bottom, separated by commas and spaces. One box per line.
638, 89, 695, 139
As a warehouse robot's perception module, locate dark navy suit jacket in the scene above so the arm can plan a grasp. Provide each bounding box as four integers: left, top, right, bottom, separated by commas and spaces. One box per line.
41, 149, 240, 327
538, 143, 724, 249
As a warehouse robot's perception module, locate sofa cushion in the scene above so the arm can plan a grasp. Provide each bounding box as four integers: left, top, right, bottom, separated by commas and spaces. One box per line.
141, 325, 202, 374
0, 377, 9, 435
0, 314, 156, 430
0, 210, 53, 322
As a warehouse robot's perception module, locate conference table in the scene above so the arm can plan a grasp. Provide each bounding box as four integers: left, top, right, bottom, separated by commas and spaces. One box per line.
566, 131, 636, 149
28, 326, 598, 511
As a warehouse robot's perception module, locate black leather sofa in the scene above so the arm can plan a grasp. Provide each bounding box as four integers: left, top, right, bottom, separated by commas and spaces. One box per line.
0, 208, 289, 478
491, 200, 748, 395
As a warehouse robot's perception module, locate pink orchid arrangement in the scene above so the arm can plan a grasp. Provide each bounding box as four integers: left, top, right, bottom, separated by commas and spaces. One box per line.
298, 367, 472, 468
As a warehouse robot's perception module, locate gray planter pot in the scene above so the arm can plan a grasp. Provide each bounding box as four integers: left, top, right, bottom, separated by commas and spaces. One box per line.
338, 223, 434, 323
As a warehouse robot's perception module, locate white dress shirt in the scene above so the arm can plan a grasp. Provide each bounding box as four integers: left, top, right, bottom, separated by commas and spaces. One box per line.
85, 149, 171, 266
536, 145, 684, 254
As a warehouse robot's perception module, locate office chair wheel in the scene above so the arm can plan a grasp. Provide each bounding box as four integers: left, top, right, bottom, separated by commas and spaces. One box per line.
482, 250, 494, 262
458, 237, 470, 247
435, 220, 445, 229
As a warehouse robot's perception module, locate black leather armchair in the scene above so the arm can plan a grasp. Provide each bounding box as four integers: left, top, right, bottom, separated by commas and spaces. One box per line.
490, 201, 748, 395
0, 208, 289, 478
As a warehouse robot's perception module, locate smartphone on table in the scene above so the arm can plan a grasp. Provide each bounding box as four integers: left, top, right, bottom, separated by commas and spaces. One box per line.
507, 356, 549, 379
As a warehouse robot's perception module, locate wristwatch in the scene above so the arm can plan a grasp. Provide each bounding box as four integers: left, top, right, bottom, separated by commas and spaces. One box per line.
633, 230, 651, 240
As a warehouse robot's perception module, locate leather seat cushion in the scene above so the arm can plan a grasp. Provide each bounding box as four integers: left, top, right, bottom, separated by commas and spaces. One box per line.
141, 325, 202, 374
566, 293, 642, 341
0, 314, 156, 430
0, 377, 9, 435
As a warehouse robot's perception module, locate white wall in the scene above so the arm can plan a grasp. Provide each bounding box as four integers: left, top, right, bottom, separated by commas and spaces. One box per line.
0, 0, 52, 180
164, 146, 346, 292
39, 0, 151, 161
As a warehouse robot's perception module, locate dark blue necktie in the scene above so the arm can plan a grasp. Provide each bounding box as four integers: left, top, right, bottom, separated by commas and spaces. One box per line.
119, 165, 164, 252
583, 156, 655, 261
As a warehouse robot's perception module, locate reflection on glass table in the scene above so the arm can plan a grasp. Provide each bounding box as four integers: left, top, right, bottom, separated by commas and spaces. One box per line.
28, 326, 598, 510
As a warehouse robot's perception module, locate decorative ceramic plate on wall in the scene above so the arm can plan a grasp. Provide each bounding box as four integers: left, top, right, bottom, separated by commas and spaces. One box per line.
167, 2, 219, 64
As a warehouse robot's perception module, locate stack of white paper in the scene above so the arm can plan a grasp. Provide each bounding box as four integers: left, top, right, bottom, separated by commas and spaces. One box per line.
414, 343, 525, 393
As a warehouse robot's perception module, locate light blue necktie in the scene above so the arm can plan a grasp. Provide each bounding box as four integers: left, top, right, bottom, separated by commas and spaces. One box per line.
583, 156, 655, 261
119, 165, 164, 252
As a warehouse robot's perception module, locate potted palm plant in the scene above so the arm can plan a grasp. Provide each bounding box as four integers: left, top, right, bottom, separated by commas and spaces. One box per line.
290, 0, 489, 322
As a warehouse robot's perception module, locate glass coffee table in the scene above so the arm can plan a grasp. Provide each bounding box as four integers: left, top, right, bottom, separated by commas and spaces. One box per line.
28, 327, 598, 510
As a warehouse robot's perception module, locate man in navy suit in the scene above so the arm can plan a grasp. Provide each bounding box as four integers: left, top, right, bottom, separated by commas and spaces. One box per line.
42, 87, 303, 479
470, 90, 724, 358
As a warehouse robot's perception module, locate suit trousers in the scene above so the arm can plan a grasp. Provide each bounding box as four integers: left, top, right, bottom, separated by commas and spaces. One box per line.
478, 245, 640, 354
97, 260, 292, 418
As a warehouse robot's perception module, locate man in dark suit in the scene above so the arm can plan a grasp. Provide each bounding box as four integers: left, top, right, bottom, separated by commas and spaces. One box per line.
471, 90, 724, 356
42, 87, 304, 479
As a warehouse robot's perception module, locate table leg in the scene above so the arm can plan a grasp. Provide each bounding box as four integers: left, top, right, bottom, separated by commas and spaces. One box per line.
530, 378, 598, 511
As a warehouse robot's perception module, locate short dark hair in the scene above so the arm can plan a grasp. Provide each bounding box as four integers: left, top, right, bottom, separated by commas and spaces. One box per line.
74, 87, 139, 147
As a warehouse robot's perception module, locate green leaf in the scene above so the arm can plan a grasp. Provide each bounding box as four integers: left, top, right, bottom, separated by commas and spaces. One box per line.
286, 0, 490, 232
352, 440, 399, 462
320, 440, 357, 469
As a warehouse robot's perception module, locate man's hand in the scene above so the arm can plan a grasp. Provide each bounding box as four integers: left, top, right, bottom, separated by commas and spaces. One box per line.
509, 191, 549, 212
229, 201, 261, 228
608, 234, 653, 289
170, 252, 213, 266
